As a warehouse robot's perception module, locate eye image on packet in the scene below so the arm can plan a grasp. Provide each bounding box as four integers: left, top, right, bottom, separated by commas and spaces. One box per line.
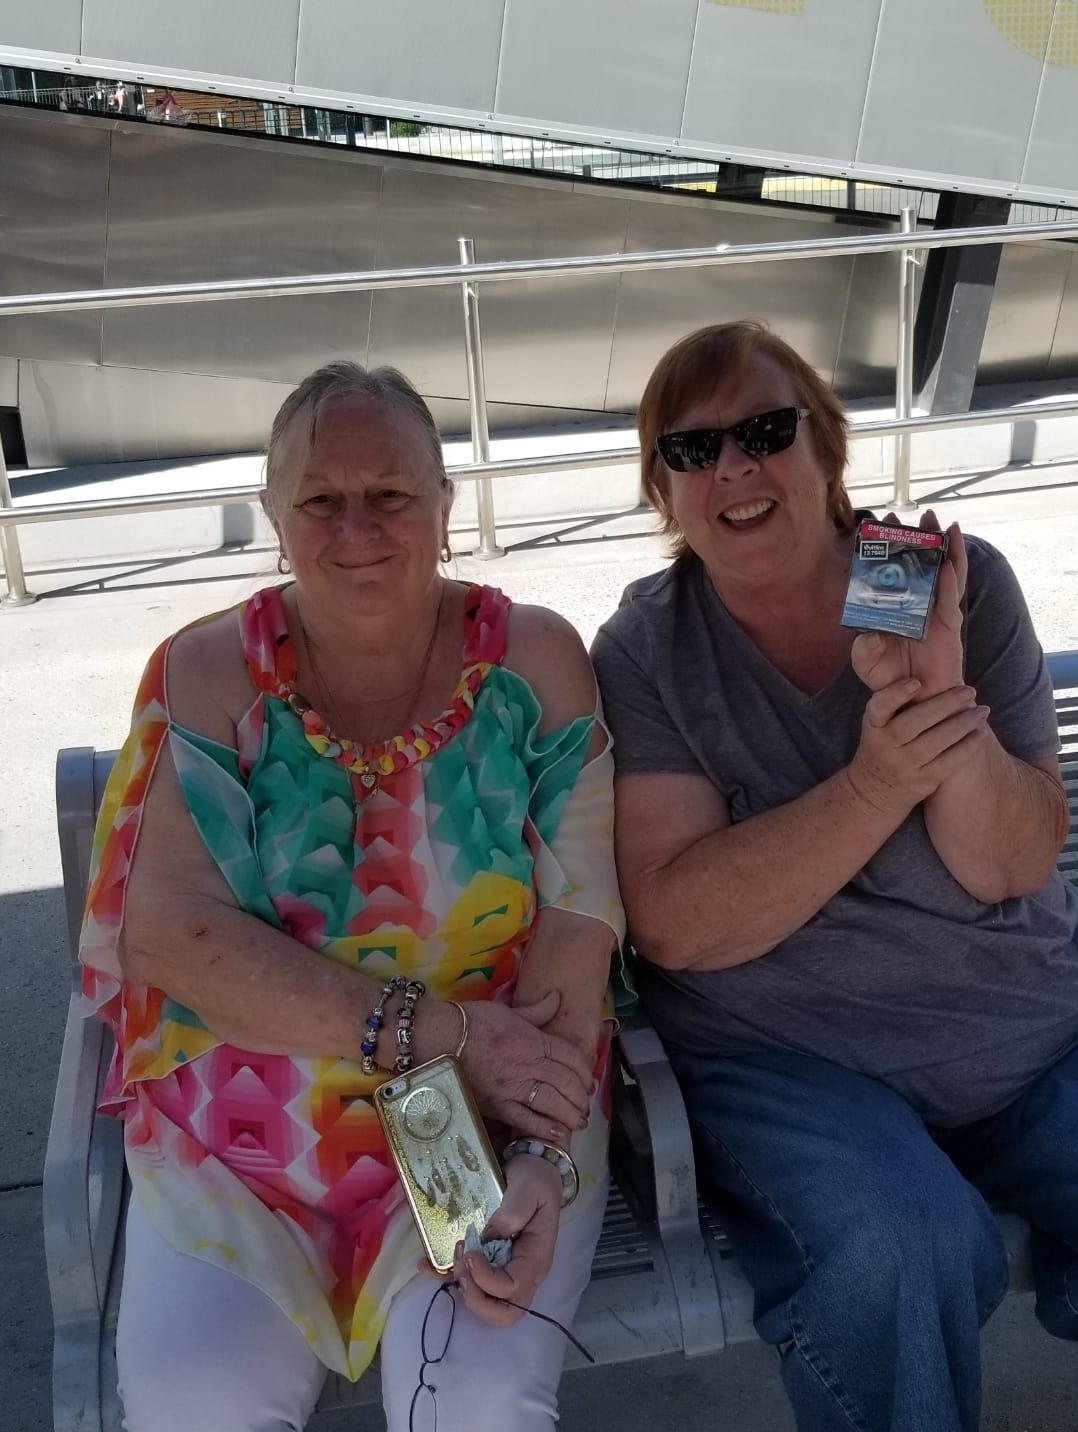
840, 519, 947, 641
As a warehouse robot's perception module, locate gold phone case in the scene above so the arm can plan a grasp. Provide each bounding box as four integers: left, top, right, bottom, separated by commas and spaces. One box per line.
374, 1055, 506, 1275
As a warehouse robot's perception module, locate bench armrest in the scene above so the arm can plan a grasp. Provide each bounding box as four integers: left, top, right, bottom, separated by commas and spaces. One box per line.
43, 985, 125, 1432
48, 747, 128, 1432
616, 1016, 726, 1356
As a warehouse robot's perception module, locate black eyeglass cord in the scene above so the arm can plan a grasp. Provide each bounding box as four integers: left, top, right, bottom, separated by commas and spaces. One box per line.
408, 1279, 595, 1431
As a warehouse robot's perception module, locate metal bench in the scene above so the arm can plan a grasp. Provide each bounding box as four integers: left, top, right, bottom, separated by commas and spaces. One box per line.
43, 650, 1078, 1431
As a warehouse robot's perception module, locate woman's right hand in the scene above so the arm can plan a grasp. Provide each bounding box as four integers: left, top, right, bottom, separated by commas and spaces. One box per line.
846, 677, 989, 818
458, 992, 594, 1144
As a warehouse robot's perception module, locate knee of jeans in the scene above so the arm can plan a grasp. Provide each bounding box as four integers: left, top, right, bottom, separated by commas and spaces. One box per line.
819, 1190, 1007, 1322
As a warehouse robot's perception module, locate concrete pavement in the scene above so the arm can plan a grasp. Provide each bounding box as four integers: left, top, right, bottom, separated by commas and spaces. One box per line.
3, 456, 1078, 1429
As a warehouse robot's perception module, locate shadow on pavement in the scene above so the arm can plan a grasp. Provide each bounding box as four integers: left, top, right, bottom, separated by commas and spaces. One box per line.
0, 886, 69, 1189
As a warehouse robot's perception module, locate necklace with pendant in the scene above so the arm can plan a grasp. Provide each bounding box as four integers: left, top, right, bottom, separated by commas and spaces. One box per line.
291, 587, 446, 794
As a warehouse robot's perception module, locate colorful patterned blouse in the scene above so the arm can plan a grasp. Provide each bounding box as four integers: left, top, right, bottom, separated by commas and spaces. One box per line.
79, 583, 624, 1379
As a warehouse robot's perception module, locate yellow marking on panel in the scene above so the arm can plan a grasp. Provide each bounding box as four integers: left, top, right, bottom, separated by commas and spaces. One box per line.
983, 0, 1078, 66
708, 0, 1078, 66
707, 0, 809, 11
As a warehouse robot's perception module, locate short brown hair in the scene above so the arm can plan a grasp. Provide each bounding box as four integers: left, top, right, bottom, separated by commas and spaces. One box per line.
638, 321, 853, 558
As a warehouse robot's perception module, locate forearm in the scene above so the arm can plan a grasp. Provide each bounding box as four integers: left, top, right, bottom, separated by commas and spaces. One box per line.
120, 894, 461, 1060
923, 733, 1068, 901
512, 906, 612, 1064
632, 769, 905, 972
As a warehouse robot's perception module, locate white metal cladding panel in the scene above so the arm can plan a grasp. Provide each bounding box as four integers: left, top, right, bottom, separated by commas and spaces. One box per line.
3, 0, 1078, 203
495, 0, 699, 137
1023, 3, 1078, 197
857, 0, 1044, 186
681, 0, 882, 164
80, 0, 302, 83
0, 0, 81, 55
296, 0, 504, 112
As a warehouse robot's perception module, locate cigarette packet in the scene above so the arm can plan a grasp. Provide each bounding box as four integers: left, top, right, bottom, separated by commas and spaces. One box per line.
840, 519, 947, 641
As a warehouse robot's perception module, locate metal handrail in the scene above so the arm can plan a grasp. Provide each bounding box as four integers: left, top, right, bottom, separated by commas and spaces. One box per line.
4, 398, 1078, 530
2, 218, 1077, 319
4, 214, 1078, 604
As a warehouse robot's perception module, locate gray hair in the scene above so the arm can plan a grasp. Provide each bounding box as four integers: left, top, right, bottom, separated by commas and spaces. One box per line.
263, 360, 453, 522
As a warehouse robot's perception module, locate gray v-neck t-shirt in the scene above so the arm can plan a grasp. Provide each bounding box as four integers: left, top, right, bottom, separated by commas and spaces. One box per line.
592, 537, 1078, 1126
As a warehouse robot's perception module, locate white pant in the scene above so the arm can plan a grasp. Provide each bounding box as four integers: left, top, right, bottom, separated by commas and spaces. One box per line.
117, 1182, 607, 1432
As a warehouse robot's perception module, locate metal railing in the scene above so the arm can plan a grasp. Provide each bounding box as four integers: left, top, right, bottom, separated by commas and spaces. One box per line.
3, 213, 1078, 607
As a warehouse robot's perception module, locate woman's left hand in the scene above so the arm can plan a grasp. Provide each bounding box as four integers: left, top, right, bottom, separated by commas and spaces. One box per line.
851, 511, 967, 699
451, 1153, 563, 1327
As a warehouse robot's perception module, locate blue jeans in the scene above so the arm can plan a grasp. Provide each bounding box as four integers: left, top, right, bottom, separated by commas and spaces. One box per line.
668, 1043, 1078, 1432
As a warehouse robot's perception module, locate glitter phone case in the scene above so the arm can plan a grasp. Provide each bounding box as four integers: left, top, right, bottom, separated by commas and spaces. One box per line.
374, 1055, 506, 1274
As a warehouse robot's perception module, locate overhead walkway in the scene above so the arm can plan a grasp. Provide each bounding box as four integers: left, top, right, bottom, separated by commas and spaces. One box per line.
2, 63, 1075, 227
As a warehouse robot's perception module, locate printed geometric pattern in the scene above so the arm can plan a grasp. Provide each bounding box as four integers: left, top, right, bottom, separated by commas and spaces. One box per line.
708, 1, 1078, 68
79, 583, 621, 1381
984, 0, 1078, 66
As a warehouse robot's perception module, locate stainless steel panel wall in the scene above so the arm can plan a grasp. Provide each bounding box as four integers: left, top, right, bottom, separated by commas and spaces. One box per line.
0, 109, 108, 367
605, 195, 860, 410
832, 247, 909, 398
2, 105, 1076, 467
978, 243, 1075, 386
0, 357, 18, 406
101, 124, 379, 383
367, 166, 628, 410
1048, 248, 1078, 381
82, 0, 301, 84
18, 360, 294, 466
297, 0, 503, 111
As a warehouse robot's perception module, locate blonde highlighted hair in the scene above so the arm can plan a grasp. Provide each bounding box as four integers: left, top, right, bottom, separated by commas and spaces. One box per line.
263, 361, 453, 523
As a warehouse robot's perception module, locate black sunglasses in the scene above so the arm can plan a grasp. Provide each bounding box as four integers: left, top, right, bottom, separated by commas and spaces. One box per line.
656, 406, 810, 472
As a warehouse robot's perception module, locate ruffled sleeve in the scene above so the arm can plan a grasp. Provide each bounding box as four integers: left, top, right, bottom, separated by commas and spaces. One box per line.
507, 673, 625, 948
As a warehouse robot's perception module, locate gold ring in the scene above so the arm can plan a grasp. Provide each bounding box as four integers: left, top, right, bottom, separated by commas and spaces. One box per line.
526, 1080, 542, 1109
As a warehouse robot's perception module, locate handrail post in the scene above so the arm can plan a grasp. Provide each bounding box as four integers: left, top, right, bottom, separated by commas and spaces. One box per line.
457, 236, 503, 559
892, 206, 919, 511
0, 438, 37, 607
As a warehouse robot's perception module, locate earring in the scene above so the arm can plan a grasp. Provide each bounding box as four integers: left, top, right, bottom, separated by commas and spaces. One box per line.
277, 554, 291, 575
440, 541, 452, 564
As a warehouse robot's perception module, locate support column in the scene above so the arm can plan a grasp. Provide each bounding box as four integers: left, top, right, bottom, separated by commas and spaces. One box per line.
913, 193, 1011, 414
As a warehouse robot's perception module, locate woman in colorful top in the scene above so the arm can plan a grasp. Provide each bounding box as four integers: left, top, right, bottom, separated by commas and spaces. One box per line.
80, 361, 624, 1432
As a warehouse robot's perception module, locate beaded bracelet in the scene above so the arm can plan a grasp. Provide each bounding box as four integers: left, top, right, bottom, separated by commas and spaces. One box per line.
393, 979, 427, 1073
502, 1138, 579, 1208
361, 976, 406, 1075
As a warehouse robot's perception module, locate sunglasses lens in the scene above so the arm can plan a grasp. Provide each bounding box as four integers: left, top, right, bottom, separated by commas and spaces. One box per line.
656, 432, 718, 472
736, 408, 799, 457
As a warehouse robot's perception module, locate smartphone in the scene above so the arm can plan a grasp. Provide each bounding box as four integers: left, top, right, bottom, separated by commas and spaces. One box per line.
374, 1055, 506, 1274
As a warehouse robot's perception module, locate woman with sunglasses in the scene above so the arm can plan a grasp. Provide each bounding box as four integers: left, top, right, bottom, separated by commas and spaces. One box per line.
592, 321, 1078, 1432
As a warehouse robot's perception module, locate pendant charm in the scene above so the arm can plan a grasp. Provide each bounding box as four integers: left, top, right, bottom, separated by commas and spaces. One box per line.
360, 770, 378, 790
